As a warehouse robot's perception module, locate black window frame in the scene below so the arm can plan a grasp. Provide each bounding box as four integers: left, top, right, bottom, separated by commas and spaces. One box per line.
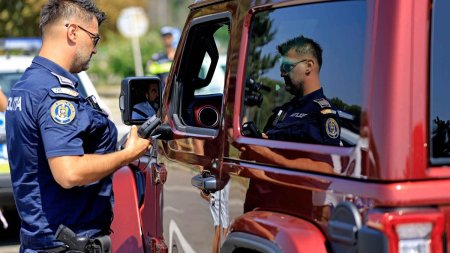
429, 0, 450, 165
170, 12, 231, 137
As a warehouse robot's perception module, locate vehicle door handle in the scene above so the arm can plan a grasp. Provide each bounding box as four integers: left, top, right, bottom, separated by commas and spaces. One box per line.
152, 163, 167, 185
191, 171, 217, 192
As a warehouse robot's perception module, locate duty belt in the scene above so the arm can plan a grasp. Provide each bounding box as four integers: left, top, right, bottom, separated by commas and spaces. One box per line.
54, 225, 111, 253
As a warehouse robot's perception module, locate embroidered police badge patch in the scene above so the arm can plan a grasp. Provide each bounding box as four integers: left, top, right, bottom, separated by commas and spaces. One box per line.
50, 100, 76, 124
325, 118, 339, 139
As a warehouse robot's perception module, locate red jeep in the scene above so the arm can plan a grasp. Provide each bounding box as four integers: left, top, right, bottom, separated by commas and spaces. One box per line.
111, 0, 450, 252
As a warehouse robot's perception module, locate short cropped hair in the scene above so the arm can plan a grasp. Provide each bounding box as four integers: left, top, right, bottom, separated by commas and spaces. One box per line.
277, 35, 323, 69
39, 0, 106, 35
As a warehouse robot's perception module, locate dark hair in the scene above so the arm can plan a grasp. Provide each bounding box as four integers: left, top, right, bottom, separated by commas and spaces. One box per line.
39, 0, 106, 35
277, 35, 323, 69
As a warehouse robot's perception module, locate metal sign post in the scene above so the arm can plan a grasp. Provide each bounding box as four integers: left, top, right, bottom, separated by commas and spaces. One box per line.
117, 7, 149, 76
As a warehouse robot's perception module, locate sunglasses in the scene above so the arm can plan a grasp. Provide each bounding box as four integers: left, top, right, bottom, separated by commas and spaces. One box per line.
280, 59, 308, 73
65, 23, 101, 46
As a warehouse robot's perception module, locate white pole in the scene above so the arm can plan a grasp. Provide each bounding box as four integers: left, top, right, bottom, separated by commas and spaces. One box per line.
131, 36, 144, 76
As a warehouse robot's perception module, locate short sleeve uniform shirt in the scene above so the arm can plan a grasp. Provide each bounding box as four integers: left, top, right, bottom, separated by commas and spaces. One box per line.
132, 101, 156, 120
264, 88, 340, 146
5, 56, 118, 250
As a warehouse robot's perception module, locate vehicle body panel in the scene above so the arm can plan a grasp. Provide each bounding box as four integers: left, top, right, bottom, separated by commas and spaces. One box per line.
114, 0, 450, 252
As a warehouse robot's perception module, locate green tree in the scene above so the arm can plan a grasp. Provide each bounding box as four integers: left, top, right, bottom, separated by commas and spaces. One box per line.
96, 0, 146, 38
0, 0, 46, 37
246, 12, 278, 79
244, 11, 280, 127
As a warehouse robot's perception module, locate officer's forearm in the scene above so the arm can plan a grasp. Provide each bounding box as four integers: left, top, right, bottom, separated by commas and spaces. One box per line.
0, 90, 7, 112
49, 126, 150, 188
250, 146, 333, 173
48, 150, 134, 189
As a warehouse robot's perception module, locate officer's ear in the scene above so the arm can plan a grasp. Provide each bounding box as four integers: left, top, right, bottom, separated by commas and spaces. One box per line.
306, 59, 317, 74
65, 24, 78, 43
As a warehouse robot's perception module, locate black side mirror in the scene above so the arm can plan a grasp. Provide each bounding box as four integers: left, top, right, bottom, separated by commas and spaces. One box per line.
119, 76, 162, 125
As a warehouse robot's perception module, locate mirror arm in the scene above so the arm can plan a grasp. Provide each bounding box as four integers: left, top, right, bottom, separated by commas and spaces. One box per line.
151, 123, 173, 140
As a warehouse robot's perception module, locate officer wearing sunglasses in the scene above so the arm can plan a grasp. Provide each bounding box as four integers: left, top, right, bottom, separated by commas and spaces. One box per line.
263, 35, 341, 146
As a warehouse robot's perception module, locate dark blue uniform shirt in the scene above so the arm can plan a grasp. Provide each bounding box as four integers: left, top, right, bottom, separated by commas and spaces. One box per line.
5, 56, 118, 251
132, 101, 156, 120
264, 88, 340, 146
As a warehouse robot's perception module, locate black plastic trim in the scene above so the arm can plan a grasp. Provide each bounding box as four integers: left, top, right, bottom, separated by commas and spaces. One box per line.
173, 114, 218, 136
221, 232, 281, 253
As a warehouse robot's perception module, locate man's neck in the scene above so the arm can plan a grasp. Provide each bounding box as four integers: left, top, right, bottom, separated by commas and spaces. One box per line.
302, 83, 321, 96
39, 44, 73, 72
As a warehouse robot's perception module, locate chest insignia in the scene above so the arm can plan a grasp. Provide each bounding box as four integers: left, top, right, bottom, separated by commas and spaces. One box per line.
50, 100, 76, 124
313, 98, 331, 108
51, 72, 75, 88
325, 118, 340, 139
51, 88, 79, 97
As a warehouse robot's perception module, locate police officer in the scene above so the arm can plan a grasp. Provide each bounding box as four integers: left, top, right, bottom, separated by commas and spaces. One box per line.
5, 1, 150, 252
146, 26, 180, 84
264, 35, 340, 145
131, 82, 159, 120
240, 36, 340, 215
239, 35, 340, 171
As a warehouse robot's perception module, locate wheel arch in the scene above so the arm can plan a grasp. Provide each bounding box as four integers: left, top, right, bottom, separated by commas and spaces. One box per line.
221, 211, 328, 253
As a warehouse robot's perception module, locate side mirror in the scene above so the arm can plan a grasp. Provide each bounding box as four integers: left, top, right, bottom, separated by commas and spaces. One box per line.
119, 76, 162, 125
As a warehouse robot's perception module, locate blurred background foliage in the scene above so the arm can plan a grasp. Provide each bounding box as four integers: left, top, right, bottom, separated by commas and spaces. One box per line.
0, 0, 192, 87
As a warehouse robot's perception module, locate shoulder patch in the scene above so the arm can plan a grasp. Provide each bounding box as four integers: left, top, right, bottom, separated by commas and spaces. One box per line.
50, 100, 76, 124
51, 88, 79, 97
325, 118, 340, 139
313, 98, 331, 108
51, 72, 75, 88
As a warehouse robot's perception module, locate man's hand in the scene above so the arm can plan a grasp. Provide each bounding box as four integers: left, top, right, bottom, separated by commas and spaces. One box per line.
123, 125, 152, 164
49, 125, 152, 189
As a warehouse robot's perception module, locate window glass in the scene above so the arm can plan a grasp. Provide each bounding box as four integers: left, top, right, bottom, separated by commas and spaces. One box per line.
242, 1, 366, 147
198, 52, 211, 80
430, 0, 450, 164
0, 73, 22, 97
195, 26, 229, 96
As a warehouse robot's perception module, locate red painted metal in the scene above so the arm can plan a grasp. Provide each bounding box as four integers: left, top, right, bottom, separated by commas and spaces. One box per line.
230, 211, 327, 253
110, 167, 144, 253
111, 0, 450, 252
139, 163, 163, 253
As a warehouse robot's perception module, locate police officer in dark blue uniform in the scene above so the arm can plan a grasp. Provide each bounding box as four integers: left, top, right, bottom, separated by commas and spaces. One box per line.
5, 1, 150, 252
264, 35, 340, 146
131, 82, 159, 120
146, 26, 180, 84
241, 36, 339, 215
239, 35, 339, 171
